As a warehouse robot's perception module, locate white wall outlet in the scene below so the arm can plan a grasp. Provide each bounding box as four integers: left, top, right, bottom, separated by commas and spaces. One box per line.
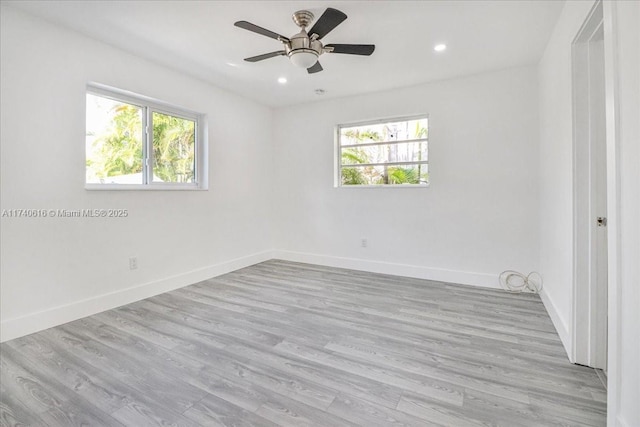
361, 238, 368, 248
129, 257, 138, 270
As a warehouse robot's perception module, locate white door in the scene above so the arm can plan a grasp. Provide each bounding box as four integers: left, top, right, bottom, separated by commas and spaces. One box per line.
572, 1, 608, 370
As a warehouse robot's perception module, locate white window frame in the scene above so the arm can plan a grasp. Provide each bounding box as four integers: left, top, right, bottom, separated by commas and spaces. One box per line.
85, 83, 207, 190
335, 114, 429, 188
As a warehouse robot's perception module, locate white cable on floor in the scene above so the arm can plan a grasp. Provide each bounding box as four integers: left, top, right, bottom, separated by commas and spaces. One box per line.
499, 270, 543, 293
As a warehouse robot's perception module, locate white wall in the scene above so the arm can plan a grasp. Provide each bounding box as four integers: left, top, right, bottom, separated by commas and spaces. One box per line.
537, 0, 596, 355
609, 1, 640, 425
272, 67, 540, 288
0, 6, 274, 341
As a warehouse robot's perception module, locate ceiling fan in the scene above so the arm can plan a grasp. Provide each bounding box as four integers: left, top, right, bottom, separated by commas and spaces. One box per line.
234, 8, 375, 74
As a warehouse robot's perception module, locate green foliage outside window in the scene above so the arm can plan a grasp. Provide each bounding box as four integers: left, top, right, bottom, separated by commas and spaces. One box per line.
152, 112, 195, 183
86, 104, 144, 180
87, 99, 195, 183
340, 119, 429, 186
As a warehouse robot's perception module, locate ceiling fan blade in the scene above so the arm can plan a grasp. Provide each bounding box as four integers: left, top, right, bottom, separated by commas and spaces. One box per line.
244, 51, 286, 62
234, 21, 290, 42
307, 61, 323, 74
326, 44, 375, 56
308, 8, 347, 40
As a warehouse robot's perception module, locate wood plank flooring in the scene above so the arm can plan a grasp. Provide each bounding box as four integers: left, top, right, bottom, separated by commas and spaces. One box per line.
0, 260, 606, 426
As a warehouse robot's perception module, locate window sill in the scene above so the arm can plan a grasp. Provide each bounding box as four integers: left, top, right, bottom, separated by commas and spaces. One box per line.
85, 184, 207, 191
336, 184, 430, 189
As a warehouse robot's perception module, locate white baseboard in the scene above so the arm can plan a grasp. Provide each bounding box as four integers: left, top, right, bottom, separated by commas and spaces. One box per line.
539, 287, 572, 361
0, 250, 273, 343
273, 250, 501, 289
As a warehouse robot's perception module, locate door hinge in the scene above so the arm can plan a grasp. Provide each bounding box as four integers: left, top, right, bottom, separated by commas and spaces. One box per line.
597, 217, 607, 227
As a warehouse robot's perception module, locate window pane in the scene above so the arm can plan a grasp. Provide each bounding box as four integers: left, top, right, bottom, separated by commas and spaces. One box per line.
338, 116, 428, 187
340, 118, 428, 144
341, 141, 428, 165
86, 93, 144, 184
341, 164, 429, 186
152, 112, 195, 183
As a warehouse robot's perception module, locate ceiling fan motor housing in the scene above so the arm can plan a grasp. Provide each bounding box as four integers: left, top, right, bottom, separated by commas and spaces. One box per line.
286, 28, 322, 67
287, 31, 322, 55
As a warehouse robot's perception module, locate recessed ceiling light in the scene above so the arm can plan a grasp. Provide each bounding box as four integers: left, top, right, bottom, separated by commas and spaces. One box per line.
278, 77, 287, 84
434, 44, 447, 52
226, 62, 238, 67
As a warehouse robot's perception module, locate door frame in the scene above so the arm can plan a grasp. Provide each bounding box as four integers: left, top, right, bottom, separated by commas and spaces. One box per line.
601, 1, 622, 424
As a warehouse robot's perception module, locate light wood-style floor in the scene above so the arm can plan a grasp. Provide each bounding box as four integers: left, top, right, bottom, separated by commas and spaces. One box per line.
0, 260, 606, 426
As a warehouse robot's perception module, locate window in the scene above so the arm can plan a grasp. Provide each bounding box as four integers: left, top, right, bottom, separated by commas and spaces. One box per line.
336, 115, 429, 187
85, 85, 205, 189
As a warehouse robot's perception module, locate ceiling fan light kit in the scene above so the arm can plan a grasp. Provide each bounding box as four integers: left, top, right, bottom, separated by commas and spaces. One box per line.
289, 49, 319, 69
234, 8, 375, 74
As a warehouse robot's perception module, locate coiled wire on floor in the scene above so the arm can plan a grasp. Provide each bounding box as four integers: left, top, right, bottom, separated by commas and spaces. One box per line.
499, 271, 543, 293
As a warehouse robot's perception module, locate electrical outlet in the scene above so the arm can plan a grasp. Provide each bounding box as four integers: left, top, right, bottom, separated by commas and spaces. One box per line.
129, 257, 138, 270
361, 238, 368, 248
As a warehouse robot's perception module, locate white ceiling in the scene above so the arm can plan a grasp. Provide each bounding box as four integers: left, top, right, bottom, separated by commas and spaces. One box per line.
7, 1, 564, 108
